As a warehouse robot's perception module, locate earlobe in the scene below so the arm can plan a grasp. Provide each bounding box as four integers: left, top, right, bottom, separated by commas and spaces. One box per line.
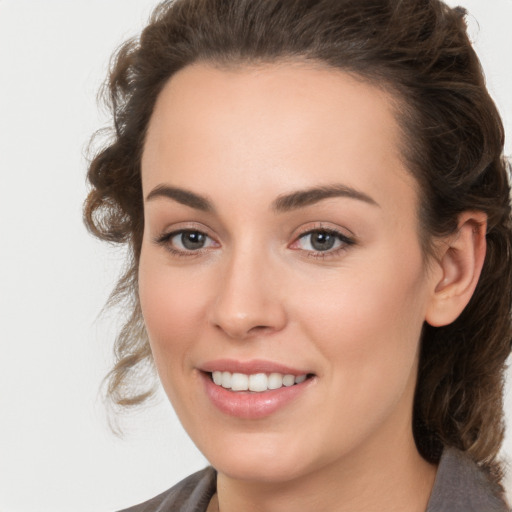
425, 211, 487, 327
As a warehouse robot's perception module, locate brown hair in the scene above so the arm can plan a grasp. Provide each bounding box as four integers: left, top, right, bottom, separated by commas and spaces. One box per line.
84, 0, 512, 483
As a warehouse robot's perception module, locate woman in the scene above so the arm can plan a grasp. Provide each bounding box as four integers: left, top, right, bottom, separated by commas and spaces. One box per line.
84, 0, 512, 510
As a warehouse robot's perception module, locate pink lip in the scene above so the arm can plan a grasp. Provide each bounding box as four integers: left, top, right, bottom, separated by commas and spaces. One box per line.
200, 358, 309, 376
198, 359, 315, 420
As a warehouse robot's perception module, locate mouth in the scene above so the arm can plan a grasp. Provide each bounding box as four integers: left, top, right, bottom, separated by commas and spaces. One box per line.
207, 371, 314, 392
199, 361, 316, 419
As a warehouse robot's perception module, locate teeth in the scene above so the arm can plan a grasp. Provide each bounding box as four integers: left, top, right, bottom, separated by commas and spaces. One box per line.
249, 373, 267, 392
268, 372, 283, 390
282, 374, 295, 387
295, 374, 307, 384
211, 371, 308, 392
221, 371, 232, 388
231, 373, 249, 391
212, 371, 222, 386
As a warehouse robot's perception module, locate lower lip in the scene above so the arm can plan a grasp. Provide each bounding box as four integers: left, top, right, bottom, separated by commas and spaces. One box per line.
201, 372, 314, 419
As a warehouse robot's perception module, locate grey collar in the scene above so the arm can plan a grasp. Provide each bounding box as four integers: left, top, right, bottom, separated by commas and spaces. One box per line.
426, 447, 509, 511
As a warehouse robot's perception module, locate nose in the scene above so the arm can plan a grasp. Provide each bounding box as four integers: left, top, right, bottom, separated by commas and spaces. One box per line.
209, 247, 288, 340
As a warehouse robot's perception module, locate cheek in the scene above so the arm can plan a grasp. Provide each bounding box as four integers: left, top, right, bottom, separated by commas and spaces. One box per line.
294, 251, 429, 395
138, 252, 210, 373
291, 264, 428, 454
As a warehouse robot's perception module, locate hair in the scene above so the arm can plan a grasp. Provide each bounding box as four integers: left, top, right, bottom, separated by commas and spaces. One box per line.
84, 0, 512, 486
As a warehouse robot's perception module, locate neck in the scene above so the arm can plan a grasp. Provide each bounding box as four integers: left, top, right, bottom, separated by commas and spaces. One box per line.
215, 424, 437, 512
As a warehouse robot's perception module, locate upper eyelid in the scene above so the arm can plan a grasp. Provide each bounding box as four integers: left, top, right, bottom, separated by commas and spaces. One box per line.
293, 229, 355, 246
155, 221, 216, 237
292, 223, 356, 240
299, 227, 351, 237
158, 227, 216, 243
152, 222, 356, 247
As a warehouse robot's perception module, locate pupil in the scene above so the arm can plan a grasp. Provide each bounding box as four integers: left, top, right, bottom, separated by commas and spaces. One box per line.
311, 231, 335, 251
181, 231, 205, 250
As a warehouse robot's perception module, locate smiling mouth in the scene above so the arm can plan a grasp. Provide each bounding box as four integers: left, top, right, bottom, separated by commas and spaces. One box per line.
208, 371, 314, 392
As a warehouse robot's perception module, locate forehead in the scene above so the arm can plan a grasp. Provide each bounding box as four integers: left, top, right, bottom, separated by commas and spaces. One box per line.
144, 61, 401, 156
141, 61, 417, 213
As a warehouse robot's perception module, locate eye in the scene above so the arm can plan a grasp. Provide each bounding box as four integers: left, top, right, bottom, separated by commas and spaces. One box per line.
155, 229, 218, 254
171, 230, 213, 250
293, 229, 354, 254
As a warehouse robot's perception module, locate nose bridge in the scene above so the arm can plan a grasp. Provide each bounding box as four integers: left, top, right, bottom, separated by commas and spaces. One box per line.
210, 237, 287, 339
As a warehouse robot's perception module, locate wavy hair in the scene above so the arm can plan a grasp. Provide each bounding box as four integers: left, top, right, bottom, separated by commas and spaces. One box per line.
84, 0, 512, 484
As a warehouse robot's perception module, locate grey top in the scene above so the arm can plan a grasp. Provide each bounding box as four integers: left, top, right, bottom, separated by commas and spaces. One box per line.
425, 448, 509, 512
118, 447, 510, 512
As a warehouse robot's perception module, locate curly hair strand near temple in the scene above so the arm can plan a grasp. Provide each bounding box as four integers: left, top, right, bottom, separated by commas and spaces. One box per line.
84, 0, 512, 485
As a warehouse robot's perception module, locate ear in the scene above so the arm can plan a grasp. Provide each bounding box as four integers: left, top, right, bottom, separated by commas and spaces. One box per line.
425, 211, 487, 327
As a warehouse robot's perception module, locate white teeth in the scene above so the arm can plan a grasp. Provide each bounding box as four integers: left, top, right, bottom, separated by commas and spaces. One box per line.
231, 373, 249, 391
282, 374, 295, 387
268, 372, 283, 390
210, 371, 309, 392
221, 371, 231, 388
295, 374, 307, 384
249, 373, 268, 392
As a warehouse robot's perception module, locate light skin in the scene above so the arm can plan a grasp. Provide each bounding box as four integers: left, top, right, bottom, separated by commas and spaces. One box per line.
138, 62, 487, 512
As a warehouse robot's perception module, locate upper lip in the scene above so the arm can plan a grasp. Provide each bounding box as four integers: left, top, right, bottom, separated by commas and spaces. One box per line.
199, 359, 311, 376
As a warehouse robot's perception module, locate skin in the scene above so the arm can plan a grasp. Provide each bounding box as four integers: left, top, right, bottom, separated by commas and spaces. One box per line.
138, 62, 485, 512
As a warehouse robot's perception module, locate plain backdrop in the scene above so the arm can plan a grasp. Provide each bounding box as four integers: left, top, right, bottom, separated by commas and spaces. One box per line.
0, 1, 511, 511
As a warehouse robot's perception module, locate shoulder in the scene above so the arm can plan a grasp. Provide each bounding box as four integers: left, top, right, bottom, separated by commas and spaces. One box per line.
427, 447, 510, 512
117, 466, 217, 512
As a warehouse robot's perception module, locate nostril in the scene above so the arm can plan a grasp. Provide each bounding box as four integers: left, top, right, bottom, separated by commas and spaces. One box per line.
209, 284, 288, 340
248, 325, 273, 334
212, 321, 278, 340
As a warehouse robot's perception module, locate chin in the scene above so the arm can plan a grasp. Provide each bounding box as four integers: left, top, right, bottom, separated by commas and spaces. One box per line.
194, 428, 330, 484
211, 452, 310, 484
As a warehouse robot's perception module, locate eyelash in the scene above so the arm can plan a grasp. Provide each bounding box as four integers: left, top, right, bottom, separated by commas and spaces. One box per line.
153, 227, 355, 259
292, 228, 355, 259
153, 229, 217, 258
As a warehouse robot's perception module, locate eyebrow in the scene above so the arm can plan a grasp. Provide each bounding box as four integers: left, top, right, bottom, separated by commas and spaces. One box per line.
145, 183, 379, 212
272, 184, 379, 212
146, 185, 214, 212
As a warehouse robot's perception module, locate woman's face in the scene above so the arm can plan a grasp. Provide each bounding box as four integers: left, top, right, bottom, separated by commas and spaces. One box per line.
139, 62, 440, 482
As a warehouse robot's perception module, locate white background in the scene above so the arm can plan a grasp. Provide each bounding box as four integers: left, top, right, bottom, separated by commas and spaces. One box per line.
0, 1, 510, 511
